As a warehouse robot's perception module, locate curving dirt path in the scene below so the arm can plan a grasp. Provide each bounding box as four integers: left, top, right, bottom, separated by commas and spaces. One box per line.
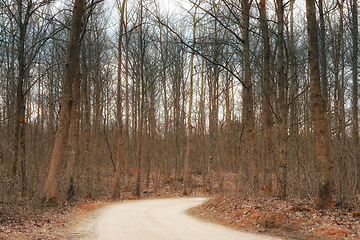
68, 198, 282, 240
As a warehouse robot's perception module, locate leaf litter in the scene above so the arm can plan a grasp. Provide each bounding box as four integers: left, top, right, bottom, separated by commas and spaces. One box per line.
2, 171, 360, 240
189, 195, 360, 240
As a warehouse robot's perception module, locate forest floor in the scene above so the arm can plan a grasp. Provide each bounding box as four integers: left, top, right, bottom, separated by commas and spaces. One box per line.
0, 200, 73, 239
189, 195, 360, 240
2, 194, 360, 239
1, 173, 360, 239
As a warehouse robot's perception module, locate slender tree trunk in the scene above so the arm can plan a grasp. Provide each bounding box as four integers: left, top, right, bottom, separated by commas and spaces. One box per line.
199, 59, 207, 190
259, 0, 273, 194
174, 48, 182, 190
13, 0, 31, 197
306, 0, 334, 209
339, 1, 346, 141
65, 66, 80, 201
93, 48, 102, 181
289, 0, 298, 137
149, 80, 158, 187
44, 0, 84, 204
276, 0, 287, 200
144, 87, 151, 188
288, 0, 303, 193
318, 0, 329, 110
159, 25, 169, 189
330, 0, 345, 140
135, 0, 144, 197
183, 6, 197, 195
16, 54, 27, 197
136, 87, 144, 197
48, 58, 55, 135
81, 51, 93, 198
113, 0, 126, 199
241, 0, 258, 192
18, 70, 27, 197
124, 33, 130, 191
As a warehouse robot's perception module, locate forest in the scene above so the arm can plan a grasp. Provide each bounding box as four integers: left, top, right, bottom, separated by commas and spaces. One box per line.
0, 0, 359, 213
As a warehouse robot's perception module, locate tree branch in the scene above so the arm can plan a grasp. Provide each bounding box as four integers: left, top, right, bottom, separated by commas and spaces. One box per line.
150, 11, 247, 88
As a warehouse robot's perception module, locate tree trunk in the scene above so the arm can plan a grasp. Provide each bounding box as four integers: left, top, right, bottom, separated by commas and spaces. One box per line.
13, 0, 31, 197
158, 25, 169, 192
81, 50, 93, 198
241, 0, 258, 192
289, 0, 298, 137
259, 0, 273, 194
306, 0, 334, 209
183, 5, 197, 195
124, 33, 130, 191
318, 0, 329, 110
135, 0, 144, 197
113, 0, 126, 199
44, 0, 84, 204
276, 0, 287, 200
330, 0, 345, 140
65, 66, 80, 202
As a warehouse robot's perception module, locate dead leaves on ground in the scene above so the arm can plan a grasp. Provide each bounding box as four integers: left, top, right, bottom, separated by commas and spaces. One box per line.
0, 203, 72, 240
190, 195, 360, 240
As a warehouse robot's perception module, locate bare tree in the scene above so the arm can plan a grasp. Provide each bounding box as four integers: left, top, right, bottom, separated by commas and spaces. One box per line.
1, 0, 54, 197
183, 2, 199, 195
241, 0, 258, 192
351, 0, 360, 192
318, 0, 329, 110
330, 0, 346, 140
135, 0, 145, 196
258, 0, 273, 194
113, 0, 127, 199
306, 0, 334, 209
276, 0, 287, 199
44, 0, 85, 204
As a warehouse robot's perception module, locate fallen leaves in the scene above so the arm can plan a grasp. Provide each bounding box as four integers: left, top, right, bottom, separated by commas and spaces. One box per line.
74, 201, 111, 218
289, 206, 312, 212
190, 195, 360, 240
0, 202, 72, 239
351, 211, 360, 218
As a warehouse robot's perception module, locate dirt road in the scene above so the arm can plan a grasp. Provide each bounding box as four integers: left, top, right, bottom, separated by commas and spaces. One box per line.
69, 198, 281, 240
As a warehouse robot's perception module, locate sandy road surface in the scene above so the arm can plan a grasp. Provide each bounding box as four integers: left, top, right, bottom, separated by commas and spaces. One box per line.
69, 198, 282, 240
